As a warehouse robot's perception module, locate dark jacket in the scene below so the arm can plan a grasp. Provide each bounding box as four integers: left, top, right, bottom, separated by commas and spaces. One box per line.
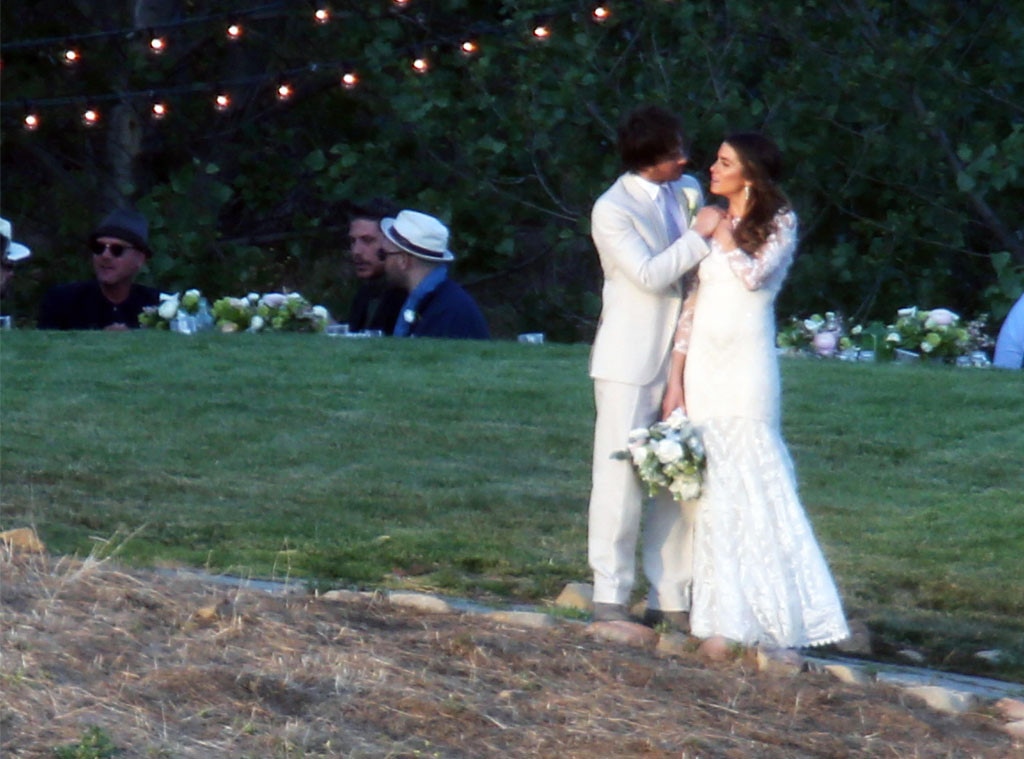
347, 278, 406, 335
409, 277, 489, 340
37, 280, 160, 330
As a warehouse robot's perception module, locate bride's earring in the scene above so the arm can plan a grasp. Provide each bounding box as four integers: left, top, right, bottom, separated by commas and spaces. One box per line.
743, 184, 751, 201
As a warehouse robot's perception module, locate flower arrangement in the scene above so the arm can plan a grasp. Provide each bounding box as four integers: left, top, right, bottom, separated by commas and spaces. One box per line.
208, 291, 330, 334
612, 408, 706, 502
881, 306, 971, 360
252, 292, 329, 333
211, 294, 258, 332
779, 307, 994, 365
776, 312, 842, 356
139, 289, 209, 330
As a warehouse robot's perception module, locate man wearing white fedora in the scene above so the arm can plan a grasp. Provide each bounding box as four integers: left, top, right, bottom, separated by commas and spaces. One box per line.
588, 105, 723, 631
1, 217, 32, 324
380, 210, 489, 340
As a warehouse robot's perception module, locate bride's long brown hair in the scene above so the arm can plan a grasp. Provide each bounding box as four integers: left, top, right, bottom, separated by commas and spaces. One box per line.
727, 133, 791, 255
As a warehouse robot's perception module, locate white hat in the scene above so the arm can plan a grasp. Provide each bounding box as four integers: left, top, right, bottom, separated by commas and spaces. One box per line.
381, 210, 455, 263
0, 217, 31, 262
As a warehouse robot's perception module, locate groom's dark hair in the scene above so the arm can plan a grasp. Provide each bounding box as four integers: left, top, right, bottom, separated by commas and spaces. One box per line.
617, 105, 686, 172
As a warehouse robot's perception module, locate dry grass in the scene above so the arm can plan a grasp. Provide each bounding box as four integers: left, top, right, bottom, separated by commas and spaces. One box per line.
1, 553, 1017, 759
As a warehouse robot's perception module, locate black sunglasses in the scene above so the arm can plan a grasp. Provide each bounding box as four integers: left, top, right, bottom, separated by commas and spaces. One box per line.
90, 242, 134, 258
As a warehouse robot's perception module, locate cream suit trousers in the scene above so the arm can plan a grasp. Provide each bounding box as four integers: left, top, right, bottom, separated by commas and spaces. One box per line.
588, 378, 697, 611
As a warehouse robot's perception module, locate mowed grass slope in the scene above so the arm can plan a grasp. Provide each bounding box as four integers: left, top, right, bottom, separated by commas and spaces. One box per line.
2, 331, 1022, 677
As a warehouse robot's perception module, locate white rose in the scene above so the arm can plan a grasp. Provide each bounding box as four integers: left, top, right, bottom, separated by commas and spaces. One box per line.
157, 298, 179, 320
630, 447, 649, 468
261, 293, 287, 308
249, 315, 265, 332
655, 439, 684, 464
158, 291, 178, 302
669, 478, 701, 501
247, 292, 260, 303
664, 407, 688, 428
925, 308, 958, 327
184, 288, 200, 299
312, 305, 329, 320
885, 332, 901, 344
682, 187, 700, 217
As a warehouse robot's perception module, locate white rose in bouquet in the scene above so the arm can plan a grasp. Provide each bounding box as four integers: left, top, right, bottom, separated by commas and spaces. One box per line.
157, 296, 180, 321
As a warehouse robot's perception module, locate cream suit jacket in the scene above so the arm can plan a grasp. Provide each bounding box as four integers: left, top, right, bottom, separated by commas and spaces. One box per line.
589, 172, 708, 386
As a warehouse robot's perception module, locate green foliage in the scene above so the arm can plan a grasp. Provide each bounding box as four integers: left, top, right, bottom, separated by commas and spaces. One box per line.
2, 1, 1022, 337
53, 726, 119, 759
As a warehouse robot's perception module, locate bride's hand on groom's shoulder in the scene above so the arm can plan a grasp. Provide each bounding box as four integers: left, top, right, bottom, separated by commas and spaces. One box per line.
693, 206, 725, 238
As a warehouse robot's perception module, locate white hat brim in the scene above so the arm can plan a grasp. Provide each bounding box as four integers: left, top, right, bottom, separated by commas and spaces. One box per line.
5, 242, 30, 262
381, 218, 455, 263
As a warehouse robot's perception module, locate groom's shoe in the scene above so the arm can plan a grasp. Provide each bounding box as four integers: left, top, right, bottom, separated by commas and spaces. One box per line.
642, 608, 691, 634
592, 602, 632, 623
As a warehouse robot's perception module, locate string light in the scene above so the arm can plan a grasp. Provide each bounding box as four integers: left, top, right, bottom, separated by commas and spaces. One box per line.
6, 2, 652, 130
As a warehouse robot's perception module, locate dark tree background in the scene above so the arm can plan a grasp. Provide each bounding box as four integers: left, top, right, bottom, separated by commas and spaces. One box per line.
2, 0, 1021, 339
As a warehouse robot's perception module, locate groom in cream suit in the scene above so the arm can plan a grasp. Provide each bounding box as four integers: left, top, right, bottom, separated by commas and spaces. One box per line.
589, 105, 722, 629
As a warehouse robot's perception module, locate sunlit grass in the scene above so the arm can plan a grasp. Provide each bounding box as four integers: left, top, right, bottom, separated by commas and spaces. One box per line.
1, 331, 1022, 677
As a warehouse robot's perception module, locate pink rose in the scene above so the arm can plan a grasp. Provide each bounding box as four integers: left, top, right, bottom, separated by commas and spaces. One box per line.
925, 308, 958, 327
812, 331, 838, 357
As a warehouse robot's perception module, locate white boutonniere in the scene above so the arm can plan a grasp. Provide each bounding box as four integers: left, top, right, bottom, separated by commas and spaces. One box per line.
682, 187, 701, 218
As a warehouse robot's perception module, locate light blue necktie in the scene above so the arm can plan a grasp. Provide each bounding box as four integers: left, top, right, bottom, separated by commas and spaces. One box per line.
658, 184, 683, 241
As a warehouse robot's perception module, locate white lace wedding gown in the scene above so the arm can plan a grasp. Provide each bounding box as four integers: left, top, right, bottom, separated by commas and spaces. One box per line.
678, 211, 849, 648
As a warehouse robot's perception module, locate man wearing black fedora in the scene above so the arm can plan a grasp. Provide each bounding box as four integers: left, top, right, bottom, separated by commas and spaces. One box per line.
38, 208, 161, 330
380, 210, 489, 340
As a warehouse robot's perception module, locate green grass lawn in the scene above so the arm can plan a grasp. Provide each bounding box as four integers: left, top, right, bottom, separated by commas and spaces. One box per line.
2, 331, 1022, 679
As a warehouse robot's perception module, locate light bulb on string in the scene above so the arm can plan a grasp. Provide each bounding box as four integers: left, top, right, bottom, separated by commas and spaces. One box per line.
81, 108, 100, 127
532, 23, 551, 40
61, 47, 81, 65
392, 0, 410, 7
314, 8, 330, 24
148, 34, 168, 54
341, 71, 359, 90
275, 82, 294, 101
411, 55, 430, 74
460, 40, 479, 56
592, 6, 611, 22
151, 101, 169, 120
23, 112, 40, 131
214, 92, 232, 111
226, 23, 243, 40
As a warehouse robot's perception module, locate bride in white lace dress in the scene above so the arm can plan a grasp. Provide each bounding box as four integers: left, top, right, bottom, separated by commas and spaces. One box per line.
663, 133, 849, 650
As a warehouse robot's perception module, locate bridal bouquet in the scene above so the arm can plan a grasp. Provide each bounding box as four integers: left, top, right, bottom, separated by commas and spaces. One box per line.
613, 408, 706, 502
